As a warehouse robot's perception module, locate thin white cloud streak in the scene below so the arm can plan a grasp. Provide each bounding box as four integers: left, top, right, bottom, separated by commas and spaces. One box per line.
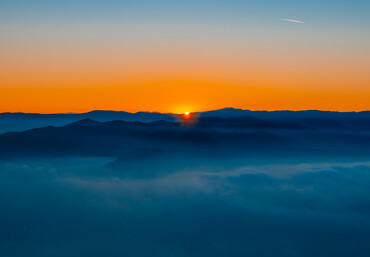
281, 18, 304, 24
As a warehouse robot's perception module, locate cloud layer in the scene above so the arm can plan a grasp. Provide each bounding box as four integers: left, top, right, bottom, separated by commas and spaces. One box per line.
1, 158, 370, 256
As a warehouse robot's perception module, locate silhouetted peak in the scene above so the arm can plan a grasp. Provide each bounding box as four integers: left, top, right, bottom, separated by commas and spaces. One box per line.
201, 108, 251, 118
86, 110, 130, 114
71, 118, 100, 126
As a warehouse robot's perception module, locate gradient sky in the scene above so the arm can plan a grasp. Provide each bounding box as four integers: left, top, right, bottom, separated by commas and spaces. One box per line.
1, 0, 369, 113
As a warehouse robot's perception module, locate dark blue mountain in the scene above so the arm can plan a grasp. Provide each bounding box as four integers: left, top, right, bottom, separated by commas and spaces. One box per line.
201, 108, 370, 129
1, 108, 370, 134
1, 115, 370, 162
0, 110, 175, 133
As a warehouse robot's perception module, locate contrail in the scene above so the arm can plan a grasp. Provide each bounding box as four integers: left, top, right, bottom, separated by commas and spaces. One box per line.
281, 18, 304, 24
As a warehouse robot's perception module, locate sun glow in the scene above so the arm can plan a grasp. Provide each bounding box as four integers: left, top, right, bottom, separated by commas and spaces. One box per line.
179, 111, 196, 124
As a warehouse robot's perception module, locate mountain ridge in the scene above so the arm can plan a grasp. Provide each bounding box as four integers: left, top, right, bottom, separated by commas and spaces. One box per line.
1, 108, 370, 134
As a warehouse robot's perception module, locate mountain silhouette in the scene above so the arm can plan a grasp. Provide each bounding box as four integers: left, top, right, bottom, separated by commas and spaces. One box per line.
1, 115, 370, 162
2, 108, 370, 134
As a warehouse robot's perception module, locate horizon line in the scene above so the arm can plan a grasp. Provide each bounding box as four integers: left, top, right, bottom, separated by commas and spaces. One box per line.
1, 107, 370, 115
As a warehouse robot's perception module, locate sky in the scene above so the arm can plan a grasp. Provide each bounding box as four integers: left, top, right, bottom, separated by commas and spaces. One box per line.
0, 0, 369, 113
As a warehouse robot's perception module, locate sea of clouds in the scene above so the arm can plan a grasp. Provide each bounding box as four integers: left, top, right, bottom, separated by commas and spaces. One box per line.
1, 158, 370, 257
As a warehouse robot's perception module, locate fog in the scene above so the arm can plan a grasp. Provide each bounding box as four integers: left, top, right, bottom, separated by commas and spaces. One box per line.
1, 157, 369, 257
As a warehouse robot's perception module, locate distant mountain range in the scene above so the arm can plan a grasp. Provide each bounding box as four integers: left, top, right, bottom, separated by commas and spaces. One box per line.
1, 112, 370, 163
0, 110, 175, 134
1, 108, 370, 134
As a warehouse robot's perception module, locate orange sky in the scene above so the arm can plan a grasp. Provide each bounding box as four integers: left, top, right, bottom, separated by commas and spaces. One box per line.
1, 82, 370, 114
1, 43, 369, 113
1, 20, 369, 113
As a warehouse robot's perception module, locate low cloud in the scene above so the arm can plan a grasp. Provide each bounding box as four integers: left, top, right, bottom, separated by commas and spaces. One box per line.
0, 158, 370, 256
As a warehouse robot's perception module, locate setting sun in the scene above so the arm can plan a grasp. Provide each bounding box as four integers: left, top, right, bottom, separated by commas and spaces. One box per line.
180, 111, 196, 124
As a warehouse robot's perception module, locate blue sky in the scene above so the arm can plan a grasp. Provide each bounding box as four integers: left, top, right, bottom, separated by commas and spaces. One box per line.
1, 0, 369, 26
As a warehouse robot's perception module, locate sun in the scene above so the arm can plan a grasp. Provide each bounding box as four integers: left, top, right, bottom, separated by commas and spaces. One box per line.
180, 111, 195, 123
